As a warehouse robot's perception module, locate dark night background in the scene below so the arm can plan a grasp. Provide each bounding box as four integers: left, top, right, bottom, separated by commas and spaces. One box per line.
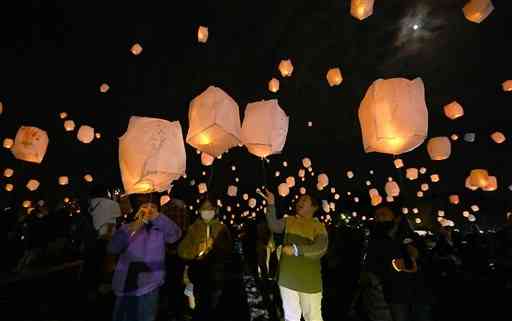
0, 0, 511, 230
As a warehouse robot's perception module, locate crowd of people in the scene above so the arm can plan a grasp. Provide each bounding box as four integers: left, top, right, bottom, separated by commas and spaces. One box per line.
1, 184, 512, 321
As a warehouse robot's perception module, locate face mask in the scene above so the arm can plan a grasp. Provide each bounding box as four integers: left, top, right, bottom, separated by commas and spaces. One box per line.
200, 210, 215, 222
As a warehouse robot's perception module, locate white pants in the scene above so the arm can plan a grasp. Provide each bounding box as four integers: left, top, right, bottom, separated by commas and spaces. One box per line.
279, 286, 323, 321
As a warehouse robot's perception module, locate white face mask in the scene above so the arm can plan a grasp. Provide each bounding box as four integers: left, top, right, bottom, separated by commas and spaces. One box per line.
200, 210, 216, 222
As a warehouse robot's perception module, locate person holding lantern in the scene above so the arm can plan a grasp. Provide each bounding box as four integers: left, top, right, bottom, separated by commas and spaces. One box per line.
262, 189, 328, 321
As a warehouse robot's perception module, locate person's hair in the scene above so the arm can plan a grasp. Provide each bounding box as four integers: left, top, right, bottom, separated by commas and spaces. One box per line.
198, 197, 217, 211
90, 183, 109, 198
129, 192, 162, 212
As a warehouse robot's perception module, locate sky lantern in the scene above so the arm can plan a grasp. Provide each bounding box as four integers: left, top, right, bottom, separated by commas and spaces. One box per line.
286, 176, 295, 188
471, 205, 480, 212
322, 201, 330, 213
417, 191, 424, 198
248, 198, 257, 208
201, 152, 214, 166
95, 132, 101, 139
59, 112, 68, 119
406, 168, 418, 180
326, 68, 343, 87
64, 120, 76, 131
346, 171, 354, 179
430, 174, 440, 182
464, 133, 476, 142
358, 77, 428, 155
11, 126, 49, 164
77, 125, 95, 144
443, 101, 464, 120
465, 176, 479, 191
449, 194, 460, 205
369, 188, 379, 198
427, 137, 451, 160
371, 195, 382, 206
463, 211, 470, 218
278, 59, 294, 77
58, 176, 69, 186
268, 78, 280, 93
22, 200, 32, 208
3, 138, 14, 149
241, 99, 289, 158
242, 193, 249, 201
394, 158, 404, 168
84, 174, 93, 183
490, 131, 506, 144
385, 181, 400, 197
419, 167, 427, 174
502, 80, 512, 92
4, 168, 14, 178
100, 83, 110, 93
5, 184, 13, 192
317, 173, 329, 189
198, 183, 207, 194
421, 183, 429, 191
197, 26, 208, 43
227, 185, 238, 197
298, 169, 306, 178
302, 157, 312, 168
300, 187, 306, 195
186, 86, 241, 157
120, 116, 186, 194
463, 0, 494, 23
386, 196, 394, 203
26, 179, 40, 191
469, 169, 489, 188
160, 195, 171, 206
350, 0, 374, 20
438, 210, 445, 217
451, 134, 459, 141
130, 42, 143, 55
278, 183, 290, 197
482, 176, 497, 191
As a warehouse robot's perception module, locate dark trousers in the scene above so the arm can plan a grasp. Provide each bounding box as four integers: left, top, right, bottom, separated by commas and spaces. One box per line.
113, 288, 159, 321
164, 254, 186, 318
390, 303, 432, 321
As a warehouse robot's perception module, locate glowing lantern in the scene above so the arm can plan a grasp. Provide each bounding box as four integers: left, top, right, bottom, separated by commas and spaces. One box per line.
417, 191, 424, 198
59, 112, 68, 119
358, 77, 428, 155
227, 185, 238, 197
268, 78, 280, 93
5, 184, 13, 192
120, 116, 187, 194
278, 183, 290, 197
334, 194, 340, 200
471, 205, 480, 212
326, 68, 343, 87
371, 195, 382, 206
58, 176, 69, 186
95, 133, 101, 139
0, 101, 2, 114
451, 134, 459, 141
4, 168, 13, 178
22, 200, 32, 208
469, 169, 489, 188
386, 196, 394, 203
197, 26, 208, 43
406, 168, 418, 180
26, 179, 40, 191
186, 86, 241, 157
64, 120, 76, 131
464, 133, 476, 142
278, 59, 294, 77
77, 125, 95, 144
248, 198, 257, 208
482, 176, 497, 191
427, 137, 451, 160
394, 159, 404, 168
468, 214, 476, 222
350, 0, 375, 20
449, 195, 460, 205
402, 208, 409, 214
201, 152, 214, 166
130, 43, 143, 55
318, 173, 329, 189
286, 176, 295, 188
491, 131, 506, 144
11, 126, 49, 164
369, 188, 380, 198
322, 201, 330, 213
300, 187, 306, 195
438, 210, 445, 217
3, 138, 14, 149
298, 169, 306, 178
415, 218, 422, 224
421, 184, 429, 192
198, 183, 207, 194
241, 99, 289, 158
302, 158, 312, 168
419, 167, 427, 174
463, 0, 494, 23
413, 208, 419, 214
385, 181, 400, 197
503, 80, 512, 92
430, 174, 440, 182
465, 176, 479, 191
84, 174, 93, 183
100, 83, 110, 93
347, 171, 354, 179
463, 211, 470, 218
354, 197, 360, 203
444, 101, 464, 120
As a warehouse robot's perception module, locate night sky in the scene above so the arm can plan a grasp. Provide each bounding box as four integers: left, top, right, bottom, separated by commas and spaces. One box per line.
1, 0, 511, 229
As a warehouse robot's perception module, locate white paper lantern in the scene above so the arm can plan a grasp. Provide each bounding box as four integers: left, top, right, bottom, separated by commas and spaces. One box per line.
5, 183, 13, 192
120, 116, 186, 194
449, 195, 460, 205
406, 168, 418, 180
84, 174, 93, 183
59, 112, 68, 119
431, 174, 440, 182
26, 179, 40, 192
471, 205, 480, 212
346, 171, 354, 179
95, 132, 101, 139
11, 126, 49, 164
58, 176, 69, 186
419, 167, 427, 174
160, 195, 171, 206
4, 168, 14, 178
386, 196, 394, 203
248, 198, 257, 208
350, 0, 375, 20
197, 26, 209, 43
298, 169, 306, 178
64, 120, 76, 131
241, 99, 289, 158
385, 181, 400, 197
464, 133, 476, 142
130, 43, 143, 55
278, 183, 290, 197
201, 152, 215, 166
22, 200, 32, 208
417, 191, 424, 198
322, 200, 330, 213
438, 210, 445, 217
299, 187, 306, 195
326, 68, 343, 87
358, 77, 428, 155
278, 59, 294, 77
77, 125, 95, 144
227, 185, 238, 197
465, 176, 479, 191
482, 176, 497, 191
100, 83, 110, 93
469, 169, 489, 188
421, 183, 429, 192
463, 0, 494, 23
186, 86, 241, 157
268, 78, 280, 93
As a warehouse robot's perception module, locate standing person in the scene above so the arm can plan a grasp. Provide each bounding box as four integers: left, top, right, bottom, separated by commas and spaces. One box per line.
262, 189, 328, 321
108, 192, 182, 321
178, 198, 233, 321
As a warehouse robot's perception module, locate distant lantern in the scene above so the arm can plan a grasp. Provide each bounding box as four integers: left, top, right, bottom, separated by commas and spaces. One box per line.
243, 193, 249, 201
278, 59, 294, 77
415, 218, 422, 224
463, 0, 494, 23
421, 183, 429, 192
402, 208, 409, 214
120, 116, 186, 194
248, 198, 257, 208
26, 179, 40, 192
413, 208, 419, 214
354, 197, 360, 203
419, 167, 427, 174
59, 112, 68, 119
471, 205, 480, 212
286, 176, 296, 188
186, 86, 241, 157
330, 187, 336, 194
347, 171, 354, 179
63, 120, 76, 133
3, 138, 14, 149
298, 169, 306, 178
283, 161, 288, 167
406, 168, 418, 180
503, 80, 512, 92
77, 125, 95, 144
449, 195, 460, 205
350, 0, 375, 20
307, 121, 313, 127
302, 158, 312, 168
11, 126, 49, 164
322, 201, 330, 213
369, 188, 380, 198
278, 183, 290, 197
84, 174, 93, 183
438, 210, 445, 217
334, 193, 340, 200
482, 176, 497, 191
95, 132, 101, 139
197, 26, 209, 43
464, 133, 476, 142
4, 168, 13, 178
22, 200, 32, 208
160, 194, 171, 206
469, 169, 489, 188
100, 83, 110, 93
316, 182, 324, 191
443, 101, 464, 120
394, 159, 404, 168
241, 99, 289, 158
417, 191, 424, 198
130, 43, 143, 55
227, 185, 238, 197
58, 176, 69, 186
358, 77, 428, 155
451, 134, 459, 141
201, 152, 215, 166
491, 131, 506, 144
465, 176, 479, 191
431, 174, 440, 182
5, 183, 13, 192
366, 180, 372, 186
386, 196, 394, 203
371, 195, 382, 206
299, 187, 306, 195
385, 181, 400, 197
427, 137, 451, 160
318, 173, 329, 189
326, 68, 343, 87
275, 171, 280, 177
198, 183, 207, 194
268, 78, 280, 93
463, 211, 470, 218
